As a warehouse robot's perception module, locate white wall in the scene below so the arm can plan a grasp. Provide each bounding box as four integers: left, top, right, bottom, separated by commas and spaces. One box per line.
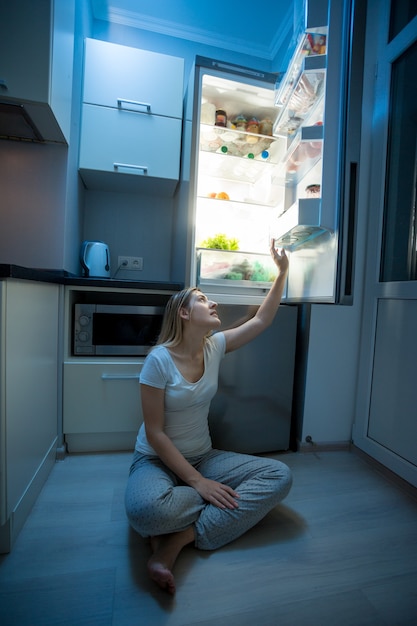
83, 190, 174, 281
301, 304, 363, 445
0, 141, 68, 269
92, 20, 289, 79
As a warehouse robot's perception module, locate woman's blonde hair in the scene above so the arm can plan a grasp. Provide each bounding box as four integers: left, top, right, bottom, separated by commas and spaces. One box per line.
156, 287, 198, 348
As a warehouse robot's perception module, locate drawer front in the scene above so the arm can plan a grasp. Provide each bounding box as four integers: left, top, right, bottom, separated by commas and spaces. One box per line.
79, 104, 182, 181
83, 38, 184, 119
63, 362, 143, 434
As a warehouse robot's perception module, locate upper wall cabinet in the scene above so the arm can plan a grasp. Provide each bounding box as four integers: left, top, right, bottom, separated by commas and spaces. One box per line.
79, 39, 184, 195
0, 0, 75, 144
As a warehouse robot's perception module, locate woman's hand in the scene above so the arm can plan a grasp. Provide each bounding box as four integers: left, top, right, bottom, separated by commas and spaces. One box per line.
192, 476, 239, 509
270, 238, 289, 275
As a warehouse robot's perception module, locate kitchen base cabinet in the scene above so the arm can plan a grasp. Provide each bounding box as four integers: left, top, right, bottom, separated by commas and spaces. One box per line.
63, 361, 143, 453
0, 280, 60, 553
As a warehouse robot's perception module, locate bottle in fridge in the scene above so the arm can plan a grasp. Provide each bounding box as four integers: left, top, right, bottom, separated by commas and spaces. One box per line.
186, 0, 362, 305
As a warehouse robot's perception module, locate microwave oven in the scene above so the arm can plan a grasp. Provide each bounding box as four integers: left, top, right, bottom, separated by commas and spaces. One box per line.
73, 303, 165, 356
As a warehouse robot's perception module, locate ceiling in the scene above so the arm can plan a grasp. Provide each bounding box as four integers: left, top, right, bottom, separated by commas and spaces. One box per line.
90, 0, 296, 61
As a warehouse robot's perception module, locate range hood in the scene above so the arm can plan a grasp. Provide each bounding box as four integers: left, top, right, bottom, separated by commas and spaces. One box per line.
0, 102, 44, 142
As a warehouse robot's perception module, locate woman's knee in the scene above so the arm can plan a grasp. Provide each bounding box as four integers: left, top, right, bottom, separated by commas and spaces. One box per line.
125, 496, 168, 536
256, 459, 292, 502
125, 483, 203, 536
272, 460, 293, 499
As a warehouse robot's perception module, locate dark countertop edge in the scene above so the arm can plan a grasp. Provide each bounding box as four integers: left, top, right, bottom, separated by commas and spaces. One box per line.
66, 277, 183, 291
0, 265, 183, 291
0, 265, 66, 283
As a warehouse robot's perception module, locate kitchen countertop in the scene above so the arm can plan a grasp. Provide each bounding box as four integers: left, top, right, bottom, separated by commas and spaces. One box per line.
0, 264, 183, 291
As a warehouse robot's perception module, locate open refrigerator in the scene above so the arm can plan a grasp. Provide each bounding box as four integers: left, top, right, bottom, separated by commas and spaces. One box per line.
187, 0, 360, 305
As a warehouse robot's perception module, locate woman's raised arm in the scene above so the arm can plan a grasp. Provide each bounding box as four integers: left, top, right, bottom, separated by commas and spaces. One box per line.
223, 240, 289, 353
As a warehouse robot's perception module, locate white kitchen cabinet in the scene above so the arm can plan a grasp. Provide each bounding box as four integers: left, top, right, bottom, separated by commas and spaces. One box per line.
79, 38, 184, 195
0, 0, 75, 143
0, 279, 60, 553
82, 39, 183, 119
63, 361, 144, 453
79, 104, 182, 191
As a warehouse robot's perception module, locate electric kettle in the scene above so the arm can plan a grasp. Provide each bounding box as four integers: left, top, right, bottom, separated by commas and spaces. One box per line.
80, 240, 111, 278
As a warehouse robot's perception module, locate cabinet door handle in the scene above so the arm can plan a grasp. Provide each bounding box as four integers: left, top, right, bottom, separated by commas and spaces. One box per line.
117, 98, 151, 113
101, 374, 140, 380
113, 163, 148, 175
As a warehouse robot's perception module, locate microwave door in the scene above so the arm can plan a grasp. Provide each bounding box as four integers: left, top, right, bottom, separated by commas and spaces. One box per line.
93, 306, 164, 355
73, 303, 165, 356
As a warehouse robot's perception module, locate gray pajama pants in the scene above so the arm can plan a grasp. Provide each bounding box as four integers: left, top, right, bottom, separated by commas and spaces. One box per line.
125, 448, 292, 550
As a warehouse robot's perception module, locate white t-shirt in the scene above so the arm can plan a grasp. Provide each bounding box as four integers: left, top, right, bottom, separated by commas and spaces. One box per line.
135, 332, 226, 458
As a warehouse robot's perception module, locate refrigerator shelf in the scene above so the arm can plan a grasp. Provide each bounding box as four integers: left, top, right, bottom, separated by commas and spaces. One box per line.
197, 147, 284, 188
197, 248, 277, 285
199, 124, 279, 161
196, 194, 281, 208
198, 277, 274, 290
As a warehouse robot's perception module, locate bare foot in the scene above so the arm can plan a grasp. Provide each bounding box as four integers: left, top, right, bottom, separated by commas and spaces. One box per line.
147, 557, 176, 594
147, 527, 194, 594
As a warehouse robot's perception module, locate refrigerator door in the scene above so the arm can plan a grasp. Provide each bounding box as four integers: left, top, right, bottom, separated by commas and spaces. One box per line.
274, 0, 363, 303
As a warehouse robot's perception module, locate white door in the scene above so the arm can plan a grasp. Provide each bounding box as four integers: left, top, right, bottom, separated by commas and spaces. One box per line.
353, 0, 417, 486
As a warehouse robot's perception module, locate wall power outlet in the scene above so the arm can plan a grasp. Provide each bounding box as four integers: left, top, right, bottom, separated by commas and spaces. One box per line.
118, 256, 143, 270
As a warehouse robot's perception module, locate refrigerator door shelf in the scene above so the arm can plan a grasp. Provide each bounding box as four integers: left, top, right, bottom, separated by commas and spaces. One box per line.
273, 125, 324, 187
275, 62, 326, 121
274, 198, 330, 251
274, 35, 327, 109
274, 90, 325, 139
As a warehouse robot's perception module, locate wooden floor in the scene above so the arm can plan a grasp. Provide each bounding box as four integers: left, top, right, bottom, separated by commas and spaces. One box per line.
0, 448, 416, 625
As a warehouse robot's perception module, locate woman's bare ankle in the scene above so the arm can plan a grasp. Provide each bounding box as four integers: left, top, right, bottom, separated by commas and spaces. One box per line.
147, 527, 195, 594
